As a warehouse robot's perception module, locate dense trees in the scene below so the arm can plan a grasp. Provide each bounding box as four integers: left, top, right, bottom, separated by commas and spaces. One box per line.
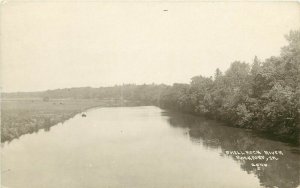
159, 30, 300, 141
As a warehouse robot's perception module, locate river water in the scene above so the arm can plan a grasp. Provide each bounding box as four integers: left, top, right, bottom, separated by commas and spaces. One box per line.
1, 106, 299, 188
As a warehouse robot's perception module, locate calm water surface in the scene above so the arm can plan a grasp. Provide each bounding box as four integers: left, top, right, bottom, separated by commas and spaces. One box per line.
2, 106, 299, 188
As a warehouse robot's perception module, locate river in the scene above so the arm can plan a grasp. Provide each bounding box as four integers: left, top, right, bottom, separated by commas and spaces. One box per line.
1, 106, 299, 188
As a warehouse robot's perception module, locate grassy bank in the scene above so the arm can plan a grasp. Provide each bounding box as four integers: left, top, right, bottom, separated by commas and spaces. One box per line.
1, 98, 131, 143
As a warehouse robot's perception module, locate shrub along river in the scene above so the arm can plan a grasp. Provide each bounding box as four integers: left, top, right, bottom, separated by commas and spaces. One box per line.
1, 106, 299, 188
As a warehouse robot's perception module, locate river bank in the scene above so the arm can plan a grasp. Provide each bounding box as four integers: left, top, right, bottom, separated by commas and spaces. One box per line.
1, 98, 140, 143
159, 106, 299, 145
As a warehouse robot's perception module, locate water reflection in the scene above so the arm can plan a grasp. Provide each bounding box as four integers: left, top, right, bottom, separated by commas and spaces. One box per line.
163, 111, 300, 188
2, 107, 299, 188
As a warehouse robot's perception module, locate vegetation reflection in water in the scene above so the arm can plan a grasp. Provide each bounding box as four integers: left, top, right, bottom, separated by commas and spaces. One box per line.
2, 107, 299, 188
162, 111, 300, 188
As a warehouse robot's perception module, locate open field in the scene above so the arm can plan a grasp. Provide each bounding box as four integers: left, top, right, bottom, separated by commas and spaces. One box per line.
1, 98, 127, 143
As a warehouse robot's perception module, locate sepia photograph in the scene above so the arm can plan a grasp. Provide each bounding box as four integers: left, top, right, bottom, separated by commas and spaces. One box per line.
1, 1, 300, 188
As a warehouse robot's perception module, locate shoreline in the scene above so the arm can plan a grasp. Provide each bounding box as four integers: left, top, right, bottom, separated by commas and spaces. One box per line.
160, 108, 299, 146
1, 99, 141, 143
2, 99, 298, 145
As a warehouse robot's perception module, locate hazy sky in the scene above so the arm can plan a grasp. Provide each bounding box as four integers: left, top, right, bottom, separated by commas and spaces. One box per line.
1, 1, 299, 92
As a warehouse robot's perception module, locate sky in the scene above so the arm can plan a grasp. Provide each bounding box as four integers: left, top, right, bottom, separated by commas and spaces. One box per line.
1, 1, 299, 92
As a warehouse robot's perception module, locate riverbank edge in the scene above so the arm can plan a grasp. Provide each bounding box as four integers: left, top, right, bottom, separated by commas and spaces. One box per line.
158, 106, 299, 146
1, 105, 95, 143
1, 101, 146, 143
